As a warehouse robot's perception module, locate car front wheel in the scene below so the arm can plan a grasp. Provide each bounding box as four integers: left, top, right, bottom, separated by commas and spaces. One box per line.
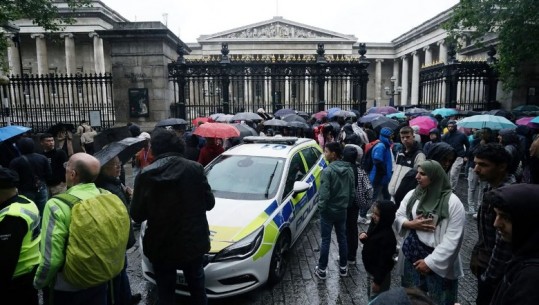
267, 232, 290, 285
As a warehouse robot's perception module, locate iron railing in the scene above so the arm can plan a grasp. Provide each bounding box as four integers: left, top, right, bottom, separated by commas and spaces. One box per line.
1, 73, 115, 133
168, 43, 370, 122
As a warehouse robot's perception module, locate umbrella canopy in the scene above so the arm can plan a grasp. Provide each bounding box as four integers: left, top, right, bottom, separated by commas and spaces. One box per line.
230, 123, 258, 138
487, 109, 513, 120
0, 125, 32, 142
209, 113, 226, 121
47, 122, 75, 136
516, 117, 539, 129
329, 110, 357, 119
155, 118, 188, 127
386, 112, 406, 119
282, 114, 307, 124
431, 108, 458, 118
193, 122, 240, 138
457, 110, 482, 117
287, 121, 311, 130
530, 116, 539, 124
274, 108, 296, 118
93, 126, 132, 152
231, 112, 263, 121
296, 111, 310, 119
192, 117, 210, 126
326, 107, 342, 118
405, 107, 430, 116
93, 137, 147, 165
371, 116, 399, 131
409, 116, 438, 135
263, 118, 288, 127
457, 114, 517, 130
359, 113, 383, 123
311, 111, 328, 121
214, 114, 235, 123
367, 106, 398, 115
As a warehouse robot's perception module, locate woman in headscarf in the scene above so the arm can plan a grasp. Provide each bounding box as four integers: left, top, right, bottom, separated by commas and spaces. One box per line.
394, 160, 465, 305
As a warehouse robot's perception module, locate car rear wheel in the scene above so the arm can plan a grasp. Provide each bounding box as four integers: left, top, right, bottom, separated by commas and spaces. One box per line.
267, 232, 290, 285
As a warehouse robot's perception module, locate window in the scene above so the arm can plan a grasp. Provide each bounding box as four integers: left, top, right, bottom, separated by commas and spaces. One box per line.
302, 147, 321, 171
283, 153, 306, 197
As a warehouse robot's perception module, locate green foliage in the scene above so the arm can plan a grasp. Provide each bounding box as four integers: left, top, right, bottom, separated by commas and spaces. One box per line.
444, 0, 539, 90
1, 0, 91, 73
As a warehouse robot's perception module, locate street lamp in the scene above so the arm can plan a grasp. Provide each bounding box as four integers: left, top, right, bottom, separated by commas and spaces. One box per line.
385, 76, 402, 107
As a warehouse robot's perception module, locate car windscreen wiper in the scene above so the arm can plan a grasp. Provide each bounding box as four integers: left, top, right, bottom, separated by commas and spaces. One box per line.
265, 162, 279, 199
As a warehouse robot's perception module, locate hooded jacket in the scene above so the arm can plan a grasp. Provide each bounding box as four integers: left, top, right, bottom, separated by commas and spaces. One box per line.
131, 152, 215, 263
369, 131, 393, 185
490, 184, 539, 305
388, 141, 425, 197
361, 201, 397, 285
317, 160, 355, 219
422, 128, 441, 155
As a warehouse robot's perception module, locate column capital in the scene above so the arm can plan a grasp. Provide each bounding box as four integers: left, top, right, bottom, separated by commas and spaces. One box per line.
437, 39, 446, 47
375, 58, 384, 63
60, 33, 74, 39
30, 33, 45, 39
423, 45, 431, 52
411, 50, 419, 57
401, 54, 408, 60
88, 32, 99, 39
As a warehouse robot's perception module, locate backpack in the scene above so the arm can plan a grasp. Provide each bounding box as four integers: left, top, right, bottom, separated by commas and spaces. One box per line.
362, 140, 381, 173
54, 189, 130, 288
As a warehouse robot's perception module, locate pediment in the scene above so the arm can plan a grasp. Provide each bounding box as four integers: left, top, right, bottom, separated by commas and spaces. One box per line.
199, 17, 357, 42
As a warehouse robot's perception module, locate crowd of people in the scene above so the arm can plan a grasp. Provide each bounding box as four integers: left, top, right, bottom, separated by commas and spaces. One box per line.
3, 109, 539, 305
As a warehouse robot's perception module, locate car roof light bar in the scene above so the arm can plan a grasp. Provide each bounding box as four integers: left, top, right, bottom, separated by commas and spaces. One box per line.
242, 136, 299, 145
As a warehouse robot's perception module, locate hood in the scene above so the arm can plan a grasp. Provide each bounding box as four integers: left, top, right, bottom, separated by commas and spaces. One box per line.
491, 184, 539, 258
374, 200, 397, 229
17, 138, 35, 154
498, 128, 519, 145
429, 128, 441, 142
426, 142, 455, 171
328, 160, 352, 175
141, 153, 188, 183
206, 197, 274, 252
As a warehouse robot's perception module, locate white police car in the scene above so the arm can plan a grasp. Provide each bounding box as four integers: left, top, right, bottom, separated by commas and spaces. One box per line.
140, 136, 326, 298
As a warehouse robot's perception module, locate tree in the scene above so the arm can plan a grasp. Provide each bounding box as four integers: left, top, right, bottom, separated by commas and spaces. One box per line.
1, 0, 91, 73
444, 0, 539, 89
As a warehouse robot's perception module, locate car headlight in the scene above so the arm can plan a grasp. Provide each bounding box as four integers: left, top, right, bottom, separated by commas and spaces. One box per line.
213, 226, 264, 262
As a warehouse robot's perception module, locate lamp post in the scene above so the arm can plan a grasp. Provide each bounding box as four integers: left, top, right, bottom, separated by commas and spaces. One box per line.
385, 76, 402, 107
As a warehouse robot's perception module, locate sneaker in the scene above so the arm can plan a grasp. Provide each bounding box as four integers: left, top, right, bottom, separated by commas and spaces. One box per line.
347, 260, 356, 266
314, 266, 327, 279
339, 266, 348, 277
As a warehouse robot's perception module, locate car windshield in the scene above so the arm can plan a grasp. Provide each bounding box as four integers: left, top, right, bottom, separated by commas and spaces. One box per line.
206, 155, 285, 200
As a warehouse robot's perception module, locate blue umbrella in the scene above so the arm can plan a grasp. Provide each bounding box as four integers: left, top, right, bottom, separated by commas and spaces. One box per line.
0, 125, 32, 142
531, 116, 539, 124
431, 108, 458, 117
457, 114, 516, 130
326, 107, 342, 118
386, 112, 405, 119
359, 113, 383, 123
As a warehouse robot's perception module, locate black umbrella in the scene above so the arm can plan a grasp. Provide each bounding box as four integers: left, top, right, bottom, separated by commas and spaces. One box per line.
94, 137, 147, 165
371, 116, 399, 132
230, 123, 258, 138
93, 126, 132, 152
282, 114, 307, 124
263, 119, 288, 127
155, 118, 188, 127
231, 112, 264, 121
287, 121, 311, 130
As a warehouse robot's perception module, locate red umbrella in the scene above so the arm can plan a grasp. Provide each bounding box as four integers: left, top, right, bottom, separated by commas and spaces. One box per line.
516, 117, 539, 129
192, 117, 210, 126
409, 116, 438, 135
193, 123, 240, 138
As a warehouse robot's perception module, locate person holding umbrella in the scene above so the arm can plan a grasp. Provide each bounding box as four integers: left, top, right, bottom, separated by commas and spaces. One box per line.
198, 138, 224, 167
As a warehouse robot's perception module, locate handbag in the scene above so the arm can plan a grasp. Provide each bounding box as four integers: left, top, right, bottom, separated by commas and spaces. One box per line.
402, 229, 435, 264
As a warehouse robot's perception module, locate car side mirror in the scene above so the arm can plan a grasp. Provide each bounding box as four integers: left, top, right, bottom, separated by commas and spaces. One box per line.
293, 181, 310, 195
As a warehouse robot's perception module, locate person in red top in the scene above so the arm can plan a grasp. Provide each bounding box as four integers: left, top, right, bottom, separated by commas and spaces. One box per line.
134, 132, 154, 176
197, 137, 224, 167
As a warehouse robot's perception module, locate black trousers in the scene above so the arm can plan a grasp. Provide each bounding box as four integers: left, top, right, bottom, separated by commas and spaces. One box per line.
346, 205, 360, 262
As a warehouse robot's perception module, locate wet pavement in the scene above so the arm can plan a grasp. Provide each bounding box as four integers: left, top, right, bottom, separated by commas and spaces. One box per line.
125, 167, 479, 305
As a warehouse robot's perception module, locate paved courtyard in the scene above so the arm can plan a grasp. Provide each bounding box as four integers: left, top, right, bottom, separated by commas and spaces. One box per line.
126, 169, 478, 305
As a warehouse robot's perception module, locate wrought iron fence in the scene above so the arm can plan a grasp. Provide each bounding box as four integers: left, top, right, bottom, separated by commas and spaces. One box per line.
419, 46, 498, 111
169, 43, 370, 123
1, 73, 115, 133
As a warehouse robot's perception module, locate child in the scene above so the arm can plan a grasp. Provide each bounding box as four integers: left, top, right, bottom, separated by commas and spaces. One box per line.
359, 200, 397, 300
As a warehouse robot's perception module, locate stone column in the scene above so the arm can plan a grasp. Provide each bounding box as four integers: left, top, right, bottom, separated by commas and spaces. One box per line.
60, 33, 76, 75
401, 55, 409, 105
375, 59, 384, 103
285, 76, 290, 104
392, 59, 400, 105
7, 36, 21, 76
424, 45, 432, 66
304, 73, 309, 104
326, 76, 331, 104
438, 40, 448, 64
411, 51, 420, 105
89, 32, 105, 74
31, 34, 48, 75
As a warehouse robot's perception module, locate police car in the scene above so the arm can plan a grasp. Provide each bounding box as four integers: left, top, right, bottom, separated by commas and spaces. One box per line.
140, 136, 326, 298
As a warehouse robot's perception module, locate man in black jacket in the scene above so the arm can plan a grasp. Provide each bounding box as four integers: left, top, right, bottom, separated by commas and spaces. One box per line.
131, 129, 215, 305
39, 133, 68, 196
442, 120, 469, 191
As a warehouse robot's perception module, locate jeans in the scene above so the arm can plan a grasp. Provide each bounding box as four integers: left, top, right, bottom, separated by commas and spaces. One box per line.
44, 284, 107, 305
372, 183, 390, 202
21, 181, 48, 217
401, 259, 458, 305
346, 205, 359, 262
318, 212, 348, 270
467, 168, 486, 213
449, 157, 464, 191
152, 256, 207, 305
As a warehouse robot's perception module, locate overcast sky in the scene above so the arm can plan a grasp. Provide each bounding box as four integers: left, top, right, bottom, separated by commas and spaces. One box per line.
102, 0, 459, 43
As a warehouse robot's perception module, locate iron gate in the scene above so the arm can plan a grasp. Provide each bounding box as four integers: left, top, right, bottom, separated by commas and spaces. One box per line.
419, 46, 499, 111
168, 43, 370, 122
1, 73, 115, 133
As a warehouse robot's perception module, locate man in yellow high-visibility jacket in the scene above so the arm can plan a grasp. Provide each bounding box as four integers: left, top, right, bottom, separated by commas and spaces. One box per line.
0, 167, 41, 305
